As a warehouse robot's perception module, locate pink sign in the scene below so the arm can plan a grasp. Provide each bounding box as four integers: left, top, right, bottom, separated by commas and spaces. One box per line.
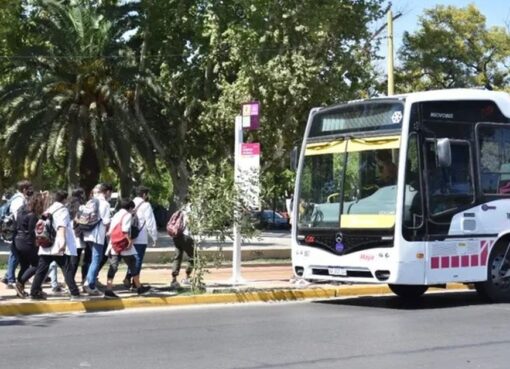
242, 102, 260, 116
241, 101, 260, 130
241, 143, 261, 156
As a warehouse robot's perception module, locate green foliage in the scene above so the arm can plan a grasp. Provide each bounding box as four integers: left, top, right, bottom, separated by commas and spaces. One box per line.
187, 158, 258, 292
397, 4, 510, 91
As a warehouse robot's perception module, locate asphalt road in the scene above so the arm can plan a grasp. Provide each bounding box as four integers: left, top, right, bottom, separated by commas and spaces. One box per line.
1, 291, 509, 369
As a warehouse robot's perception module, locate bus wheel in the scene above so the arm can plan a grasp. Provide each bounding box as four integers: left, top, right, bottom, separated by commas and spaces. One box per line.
388, 284, 428, 299
474, 243, 510, 303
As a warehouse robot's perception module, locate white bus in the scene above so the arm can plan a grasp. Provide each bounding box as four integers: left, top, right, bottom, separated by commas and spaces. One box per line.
292, 89, 510, 301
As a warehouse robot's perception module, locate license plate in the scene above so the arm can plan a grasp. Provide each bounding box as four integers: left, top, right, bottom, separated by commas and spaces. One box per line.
328, 267, 347, 276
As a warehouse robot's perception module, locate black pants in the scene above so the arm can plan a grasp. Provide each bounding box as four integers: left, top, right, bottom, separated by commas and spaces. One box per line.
172, 235, 195, 278
30, 255, 80, 296
107, 255, 137, 281
15, 244, 39, 285
71, 247, 91, 284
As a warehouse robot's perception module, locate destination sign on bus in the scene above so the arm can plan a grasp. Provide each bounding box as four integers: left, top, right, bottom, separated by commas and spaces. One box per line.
309, 101, 404, 138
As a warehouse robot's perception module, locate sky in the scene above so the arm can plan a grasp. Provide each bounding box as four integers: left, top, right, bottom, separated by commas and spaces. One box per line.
377, 0, 510, 69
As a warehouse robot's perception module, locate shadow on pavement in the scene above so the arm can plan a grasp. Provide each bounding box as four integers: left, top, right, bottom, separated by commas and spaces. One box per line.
314, 291, 490, 310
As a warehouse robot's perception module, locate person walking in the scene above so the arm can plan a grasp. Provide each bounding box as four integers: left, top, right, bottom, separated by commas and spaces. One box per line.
170, 198, 195, 289
123, 186, 158, 289
13, 192, 45, 298
2, 180, 33, 289
29, 190, 82, 300
82, 184, 111, 296
104, 198, 150, 299
67, 188, 90, 284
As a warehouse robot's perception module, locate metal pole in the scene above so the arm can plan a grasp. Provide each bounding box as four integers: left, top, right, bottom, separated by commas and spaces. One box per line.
387, 10, 394, 96
232, 116, 244, 284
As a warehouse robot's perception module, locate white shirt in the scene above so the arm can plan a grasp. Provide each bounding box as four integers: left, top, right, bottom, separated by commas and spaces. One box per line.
106, 209, 137, 256
38, 202, 78, 256
182, 203, 191, 236
132, 197, 158, 245
9, 192, 26, 220
83, 194, 111, 245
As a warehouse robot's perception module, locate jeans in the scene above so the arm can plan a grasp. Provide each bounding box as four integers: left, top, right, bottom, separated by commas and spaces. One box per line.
48, 261, 58, 288
126, 244, 146, 279
85, 242, 104, 289
6, 242, 20, 283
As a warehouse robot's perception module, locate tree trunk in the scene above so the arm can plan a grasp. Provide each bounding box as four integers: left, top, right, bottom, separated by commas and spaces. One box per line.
79, 139, 100, 196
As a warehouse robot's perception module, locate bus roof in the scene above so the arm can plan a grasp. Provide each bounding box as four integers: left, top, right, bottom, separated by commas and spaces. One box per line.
329, 88, 510, 118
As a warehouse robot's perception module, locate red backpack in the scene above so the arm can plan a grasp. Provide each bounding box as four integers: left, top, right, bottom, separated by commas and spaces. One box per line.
110, 213, 130, 253
166, 210, 185, 238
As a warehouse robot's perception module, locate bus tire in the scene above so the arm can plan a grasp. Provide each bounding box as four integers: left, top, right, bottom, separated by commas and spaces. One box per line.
388, 284, 428, 299
474, 243, 510, 303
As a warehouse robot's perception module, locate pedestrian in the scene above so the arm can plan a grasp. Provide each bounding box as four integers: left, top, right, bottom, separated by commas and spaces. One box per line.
170, 197, 195, 289
29, 190, 82, 300
2, 180, 33, 289
13, 192, 45, 298
123, 185, 158, 289
68, 187, 90, 284
82, 183, 111, 296
104, 198, 151, 299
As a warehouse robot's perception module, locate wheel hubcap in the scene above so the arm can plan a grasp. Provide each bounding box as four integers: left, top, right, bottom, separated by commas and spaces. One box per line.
491, 255, 510, 290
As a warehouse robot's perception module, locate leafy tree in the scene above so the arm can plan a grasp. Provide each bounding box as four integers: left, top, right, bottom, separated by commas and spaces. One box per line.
397, 4, 510, 92
0, 0, 155, 194
134, 0, 387, 206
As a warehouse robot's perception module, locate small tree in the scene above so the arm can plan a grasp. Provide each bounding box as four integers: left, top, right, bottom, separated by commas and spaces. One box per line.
186, 159, 258, 292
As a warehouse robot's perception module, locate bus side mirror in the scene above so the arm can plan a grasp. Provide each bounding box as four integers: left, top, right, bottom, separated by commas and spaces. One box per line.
290, 146, 299, 171
436, 138, 452, 168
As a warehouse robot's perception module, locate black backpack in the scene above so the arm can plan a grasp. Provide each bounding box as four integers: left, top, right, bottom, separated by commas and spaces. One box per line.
0, 193, 23, 242
130, 201, 146, 239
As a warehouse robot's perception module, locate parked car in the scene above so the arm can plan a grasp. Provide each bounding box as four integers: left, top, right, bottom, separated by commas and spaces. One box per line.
254, 210, 290, 230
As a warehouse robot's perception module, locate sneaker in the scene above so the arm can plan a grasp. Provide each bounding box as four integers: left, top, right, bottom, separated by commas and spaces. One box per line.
83, 285, 103, 296
5, 282, 15, 289
123, 278, 132, 290
69, 294, 87, 301
52, 286, 63, 293
14, 282, 27, 299
104, 289, 119, 299
137, 285, 151, 295
169, 280, 180, 290
95, 281, 105, 290
30, 291, 47, 300
181, 278, 191, 286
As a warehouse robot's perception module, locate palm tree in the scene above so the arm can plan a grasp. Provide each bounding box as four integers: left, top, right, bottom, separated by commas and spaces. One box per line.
0, 0, 155, 194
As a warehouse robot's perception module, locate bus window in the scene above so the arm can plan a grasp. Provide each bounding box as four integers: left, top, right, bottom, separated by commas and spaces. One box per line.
477, 124, 510, 195
298, 151, 344, 228
424, 140, 474, 216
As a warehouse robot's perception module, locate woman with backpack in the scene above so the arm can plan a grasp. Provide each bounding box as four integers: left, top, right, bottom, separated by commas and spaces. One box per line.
103, 198, 150, 299
13, 192, 46, 298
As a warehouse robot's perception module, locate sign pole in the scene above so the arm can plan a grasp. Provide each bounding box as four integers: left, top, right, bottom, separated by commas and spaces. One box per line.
231, 116, 244, 284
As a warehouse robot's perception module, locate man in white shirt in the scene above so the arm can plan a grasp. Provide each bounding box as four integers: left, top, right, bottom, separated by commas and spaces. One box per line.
2, 180, 33, 288
82, 183, 111, 296
123, 186, 158, 288
30, 190, 82, 300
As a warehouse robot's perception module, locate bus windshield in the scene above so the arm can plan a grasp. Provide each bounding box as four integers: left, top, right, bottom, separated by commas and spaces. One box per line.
298, 136, 400, 229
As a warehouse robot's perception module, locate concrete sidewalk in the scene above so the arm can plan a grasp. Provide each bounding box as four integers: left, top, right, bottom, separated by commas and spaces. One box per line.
0, 263, 470, 316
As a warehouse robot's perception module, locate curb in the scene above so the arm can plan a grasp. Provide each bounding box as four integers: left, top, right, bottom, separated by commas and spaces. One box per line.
0, 283, 469, 317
